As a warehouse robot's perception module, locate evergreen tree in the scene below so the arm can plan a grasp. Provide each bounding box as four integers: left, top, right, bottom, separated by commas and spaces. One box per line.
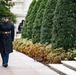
25, 0, 36, 19
52, 0, 76, 50
0, 0, 16, 23
40, 0, 57, 44
26, 0, 42, 39
32, 0, 48, 43
22, 0, 36, 38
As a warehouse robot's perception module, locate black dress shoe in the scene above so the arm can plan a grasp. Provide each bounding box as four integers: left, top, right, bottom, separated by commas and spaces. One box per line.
2, 64, 8, 68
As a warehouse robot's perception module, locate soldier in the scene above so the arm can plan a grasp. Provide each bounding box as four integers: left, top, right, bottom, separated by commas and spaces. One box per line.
0, 15, 15, 67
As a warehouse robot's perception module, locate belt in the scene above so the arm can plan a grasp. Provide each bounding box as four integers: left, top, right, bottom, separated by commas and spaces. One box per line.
1, 31, 11, 34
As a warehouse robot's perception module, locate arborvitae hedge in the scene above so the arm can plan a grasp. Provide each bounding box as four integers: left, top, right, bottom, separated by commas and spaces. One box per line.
22, 0, 36, 38
52, 0, 76, 50
32, 0, 48, 43
40, 0, 57, 44
26, 0, 42, 39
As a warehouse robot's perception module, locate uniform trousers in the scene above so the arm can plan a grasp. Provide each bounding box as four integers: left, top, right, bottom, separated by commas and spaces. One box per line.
1, 51, 9, 64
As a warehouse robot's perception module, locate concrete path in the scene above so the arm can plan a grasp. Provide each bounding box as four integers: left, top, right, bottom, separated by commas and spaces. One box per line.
0, 50, 59, 75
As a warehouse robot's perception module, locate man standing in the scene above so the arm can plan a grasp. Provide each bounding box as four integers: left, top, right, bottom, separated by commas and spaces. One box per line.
0, 15, 14, 67
18, 20, 24, 33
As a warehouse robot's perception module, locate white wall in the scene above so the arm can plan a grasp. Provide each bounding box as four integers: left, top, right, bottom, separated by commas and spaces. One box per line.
23, 0, 32, 12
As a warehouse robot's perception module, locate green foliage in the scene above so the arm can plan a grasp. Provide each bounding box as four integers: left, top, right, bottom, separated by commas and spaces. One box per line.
26, 0, 42, 39
0, 0, 14, 8
40, 0, 57, 44
22, 0, 76, 51
22, 0, 36, 38
25, 0, 36, 19
52, 0, 76, 50
67, 52, 74, 60
0, 0, 16, 23
32, 0, 48, 43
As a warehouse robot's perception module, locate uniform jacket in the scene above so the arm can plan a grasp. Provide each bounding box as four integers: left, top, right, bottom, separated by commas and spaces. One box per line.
18, 23, 22, 32
0, 21, 14, 54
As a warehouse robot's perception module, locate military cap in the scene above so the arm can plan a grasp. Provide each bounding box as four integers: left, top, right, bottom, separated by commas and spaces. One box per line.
3, 15, 9, 19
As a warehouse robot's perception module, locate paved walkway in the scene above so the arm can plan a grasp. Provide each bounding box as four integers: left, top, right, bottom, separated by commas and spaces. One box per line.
0, 50, 59, 75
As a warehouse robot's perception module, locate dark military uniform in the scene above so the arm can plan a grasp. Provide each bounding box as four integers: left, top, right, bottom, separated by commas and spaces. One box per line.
0, 21, 14, 54
0, 18, 14, 67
